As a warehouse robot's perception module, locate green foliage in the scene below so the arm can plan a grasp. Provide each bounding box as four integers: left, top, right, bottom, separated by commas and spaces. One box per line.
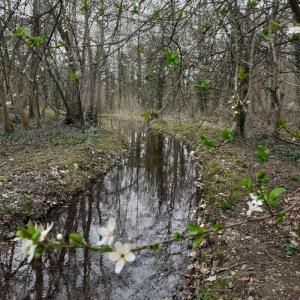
152, 9, 161, 19
238, 66, 247, 82
193, 235, 204, 248
219, 6, 228, 17
211, 222, 222, 233
260, 28, 269, 38
276, 211, 285, 223
200, 134, 214, 149
255, 144, 270, 163
187, 223, 205, 235
13, 27, 28, 39
263, 187, 285, 208
80, 0, 89, 12
68, 71, 81, 81
221, 128, 233, 141
256, 171, 268, 184
196, 80, 210, 92
141, 110, 152, 121
278, 117, 287, 129
173, 231, 183, 241
131, 5, 139, 15
202, 22, 210, 33
69, 233, 85, 247
283, 243, 298, 256
240, 177, 252, 190
270, 20, 281, 32
247, 0, 259, 9
164, 49, 180, 67
26, 35, 45, 47
149, 243, 160, 251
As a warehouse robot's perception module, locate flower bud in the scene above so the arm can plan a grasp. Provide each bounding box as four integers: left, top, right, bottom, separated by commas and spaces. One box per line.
56, 233, 63, 241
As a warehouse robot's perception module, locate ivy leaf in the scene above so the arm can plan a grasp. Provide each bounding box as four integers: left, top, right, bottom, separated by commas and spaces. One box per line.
238, 66, 247, 82
278, 118, 287, 129
153, 9, 161, 19
247, 0, 259, 9
283, 243, 298, 256
219, 6, 228, 17
276, 211, 285, 224
260, 28, 269, 38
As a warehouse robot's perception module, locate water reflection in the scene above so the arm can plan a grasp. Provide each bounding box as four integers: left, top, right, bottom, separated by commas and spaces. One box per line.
0, 123, 199, 300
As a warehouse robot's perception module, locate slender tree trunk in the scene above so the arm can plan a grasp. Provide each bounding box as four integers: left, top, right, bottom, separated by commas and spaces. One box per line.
0, 76, 13, 132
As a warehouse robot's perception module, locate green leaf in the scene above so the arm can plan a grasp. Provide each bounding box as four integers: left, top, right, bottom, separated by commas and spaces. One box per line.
196, 80, 210, 92
100, 245, 114, 252
255, 144, 270, 163
270, 20, 281, 32
256, 171, 268, 184
275, 211, 285, 224
80, 0, 88, 12
68, 71, 81, 81
211, 222, 222, 233
13, 27, 28, 39
200, 134, 214, 149
269, 187, 285, 201
260, 28, 269, 38
278, 117, 287, 129
240, 178, 252, 190
69, 233, 85, 247
221, 128, 233, 141
219, 6, 228, 17
238, 66, 247, 82
283, 243, 298, 256
192, 235, 204, 248
149, 243, 160, 251
202, 22, 211, 33
153, 9, 161, 19
173, 231, 183, 241
141, 110, 152, 120
247, 0, 259, 9
164, 49, 180, 67
187, 223, 205, 235
26, 35, 45, 47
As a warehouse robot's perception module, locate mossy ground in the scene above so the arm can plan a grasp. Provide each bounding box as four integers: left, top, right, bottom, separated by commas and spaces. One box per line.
0, 120, 126, 239
151, 118, 300, 300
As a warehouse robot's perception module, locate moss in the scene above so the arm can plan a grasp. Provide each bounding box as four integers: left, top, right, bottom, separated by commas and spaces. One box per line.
196, 277, 231, 300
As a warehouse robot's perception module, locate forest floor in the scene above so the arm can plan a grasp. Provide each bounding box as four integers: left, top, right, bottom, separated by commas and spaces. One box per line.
0, 120, 126, 240
151, 119, 300, 300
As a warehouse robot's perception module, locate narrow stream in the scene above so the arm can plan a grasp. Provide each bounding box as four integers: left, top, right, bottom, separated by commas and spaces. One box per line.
0, 120, 200, 300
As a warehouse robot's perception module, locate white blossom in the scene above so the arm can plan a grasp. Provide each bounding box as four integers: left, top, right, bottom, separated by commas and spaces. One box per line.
287, 26, 300, 36
38, 223, 53, 242
108, 242, 136, 273
97, 218, 116, 246
22, 239, 37, 263
246, 193, 263, 216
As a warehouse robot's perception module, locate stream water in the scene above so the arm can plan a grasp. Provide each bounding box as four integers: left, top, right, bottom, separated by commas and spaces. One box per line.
0, 120, 200, 300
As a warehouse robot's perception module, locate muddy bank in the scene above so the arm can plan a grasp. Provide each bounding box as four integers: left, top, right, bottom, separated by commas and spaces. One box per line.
151, 119, 300, 300
0, 121, 127, 239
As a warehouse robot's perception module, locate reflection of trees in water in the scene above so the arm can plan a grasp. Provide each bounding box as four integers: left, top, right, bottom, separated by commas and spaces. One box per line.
0, 127, 199, 300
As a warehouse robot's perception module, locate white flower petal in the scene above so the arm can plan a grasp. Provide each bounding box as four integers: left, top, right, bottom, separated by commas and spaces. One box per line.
114, 241, 124, 253
109, 252, 120, 262
107, 218, 116, 231
125, 252, 135, 262
115, 258, 126, 274
98, 227, 110, 237
99, 236, 109, 245
122, 243, 131, 255
107, 236, 114, 246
